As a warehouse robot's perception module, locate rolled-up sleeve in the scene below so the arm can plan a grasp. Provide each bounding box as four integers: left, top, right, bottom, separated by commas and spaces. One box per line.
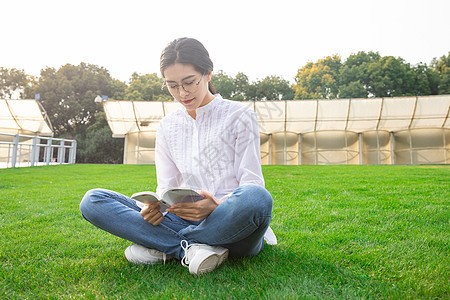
155, 122, 182, 196
233, 109, 265, 188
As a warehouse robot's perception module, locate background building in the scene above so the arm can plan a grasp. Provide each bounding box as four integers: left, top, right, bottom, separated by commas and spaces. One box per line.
103, 95, 450, 165
0, 99, 76, 168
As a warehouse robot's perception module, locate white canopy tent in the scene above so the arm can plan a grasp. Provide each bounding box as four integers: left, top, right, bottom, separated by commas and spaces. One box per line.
0, 99, 53, 135
103, 95, 450, 165
0, 99, 76, 168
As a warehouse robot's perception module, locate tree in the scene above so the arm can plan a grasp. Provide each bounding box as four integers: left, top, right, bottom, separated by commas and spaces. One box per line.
25, 63, 126, 136
232, 72, 250, 100
367, 56, 416, 97
432, 52, 450, 94
254, 76, 294, 100
74, 112, 124, 163
412, 63, 439, 96
124, 73, 171, 101
211, 70, 235, 99
110, 79, 127, 100
339, 80, 368, 98
295, 51, 445, 99
0, 67, 28, 99
293, 55, 341, 99
211, 71, 294, 101
339, 51, 381, 98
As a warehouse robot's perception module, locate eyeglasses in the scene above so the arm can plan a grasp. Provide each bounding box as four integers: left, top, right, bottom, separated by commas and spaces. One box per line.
162, 74, 205, 94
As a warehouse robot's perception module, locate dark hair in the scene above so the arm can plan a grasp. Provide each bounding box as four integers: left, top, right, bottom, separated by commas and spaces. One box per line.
160, 37, 216, 94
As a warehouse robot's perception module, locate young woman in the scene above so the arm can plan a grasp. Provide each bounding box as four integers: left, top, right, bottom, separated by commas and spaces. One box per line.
80, 37, 276, 275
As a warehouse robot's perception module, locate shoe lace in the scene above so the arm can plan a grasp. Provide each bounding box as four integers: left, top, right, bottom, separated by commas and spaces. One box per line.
148, 247, 168, 264
180, 240, 195, 267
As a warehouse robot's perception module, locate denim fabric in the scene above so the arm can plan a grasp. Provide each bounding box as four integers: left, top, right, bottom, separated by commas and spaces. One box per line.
79, 184, 273, 260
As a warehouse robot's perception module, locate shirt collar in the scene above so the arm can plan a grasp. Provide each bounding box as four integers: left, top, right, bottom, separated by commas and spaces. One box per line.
182, 94, 223, 118
196, 94, 222, 114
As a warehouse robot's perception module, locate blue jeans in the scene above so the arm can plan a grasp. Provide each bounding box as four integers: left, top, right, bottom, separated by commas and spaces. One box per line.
79, 184, 273, 260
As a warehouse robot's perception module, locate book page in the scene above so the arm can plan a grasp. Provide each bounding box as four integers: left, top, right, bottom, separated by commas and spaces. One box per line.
162, 188, 204, 206
131, 191, 170, 212
131, 191, 160, 204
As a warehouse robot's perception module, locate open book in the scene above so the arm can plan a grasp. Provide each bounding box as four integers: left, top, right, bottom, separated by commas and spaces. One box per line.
131, 188, 204, 212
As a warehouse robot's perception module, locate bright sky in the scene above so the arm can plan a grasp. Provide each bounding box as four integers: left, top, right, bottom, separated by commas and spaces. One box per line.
2, 0, 449, 84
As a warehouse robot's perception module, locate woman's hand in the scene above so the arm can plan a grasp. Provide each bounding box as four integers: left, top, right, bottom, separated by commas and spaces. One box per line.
140, 201, 164, 226
166, 190, 220, 221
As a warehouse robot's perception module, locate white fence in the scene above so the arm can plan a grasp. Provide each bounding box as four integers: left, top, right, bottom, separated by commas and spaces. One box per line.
0, 133, 77, 168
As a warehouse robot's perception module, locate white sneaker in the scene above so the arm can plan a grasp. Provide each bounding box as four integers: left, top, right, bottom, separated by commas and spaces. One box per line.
180, 240, 229, 275
124, 244, 173, 264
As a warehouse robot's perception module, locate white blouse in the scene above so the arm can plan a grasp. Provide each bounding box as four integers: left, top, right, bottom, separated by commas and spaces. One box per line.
155, 94, 264, 199
155, 94, 277, 245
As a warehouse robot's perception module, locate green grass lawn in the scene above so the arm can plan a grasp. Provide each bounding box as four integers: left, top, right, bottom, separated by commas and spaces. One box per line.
0, 164, 448, 299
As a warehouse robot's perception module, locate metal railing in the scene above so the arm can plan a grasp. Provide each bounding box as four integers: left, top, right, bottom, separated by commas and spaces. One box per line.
0, 133, 77, 168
